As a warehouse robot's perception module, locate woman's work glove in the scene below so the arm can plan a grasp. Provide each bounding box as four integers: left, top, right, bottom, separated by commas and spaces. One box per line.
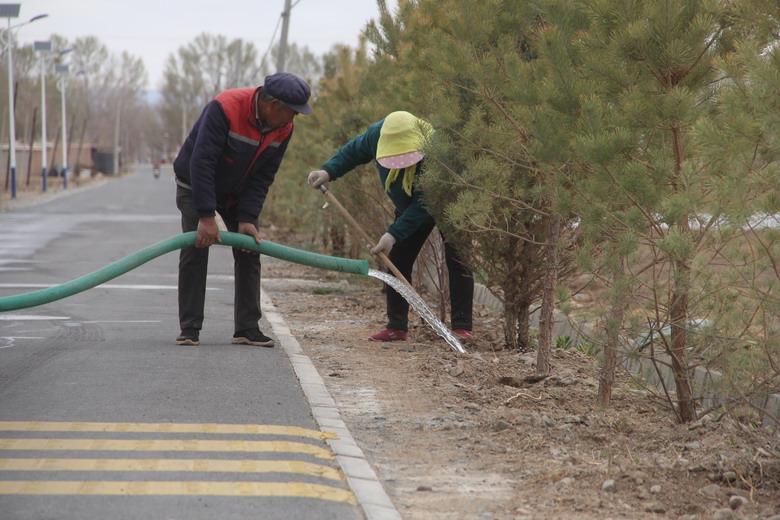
370, 232, 396, 257
307, 170, 331, 189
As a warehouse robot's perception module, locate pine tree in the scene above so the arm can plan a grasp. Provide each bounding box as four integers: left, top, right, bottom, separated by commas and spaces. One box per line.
271, 42, 393, 254
692, 1, 780, 422
403, 0, 580, 352
545, 0, 764, 420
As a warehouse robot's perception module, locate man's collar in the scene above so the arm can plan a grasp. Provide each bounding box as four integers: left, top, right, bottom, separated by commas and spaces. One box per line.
251, 88, 267, 131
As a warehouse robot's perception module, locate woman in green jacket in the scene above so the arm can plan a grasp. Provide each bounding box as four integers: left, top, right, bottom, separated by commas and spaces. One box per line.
308, 111, 473, 341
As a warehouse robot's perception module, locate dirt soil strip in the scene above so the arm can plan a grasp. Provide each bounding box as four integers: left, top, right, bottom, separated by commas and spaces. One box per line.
259, 257, 780, 520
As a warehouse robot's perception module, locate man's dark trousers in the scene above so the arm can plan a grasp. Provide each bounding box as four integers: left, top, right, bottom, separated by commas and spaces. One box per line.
176, 185, 262, 333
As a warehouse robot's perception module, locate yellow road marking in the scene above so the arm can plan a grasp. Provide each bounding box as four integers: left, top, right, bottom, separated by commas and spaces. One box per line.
0, 439, 333, 459
0, 481, 356, 503
0, 422, 337, 440
0, 458, 342, 481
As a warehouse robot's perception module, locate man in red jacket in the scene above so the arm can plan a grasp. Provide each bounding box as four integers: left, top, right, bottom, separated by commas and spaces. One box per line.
173, 72, 312, 347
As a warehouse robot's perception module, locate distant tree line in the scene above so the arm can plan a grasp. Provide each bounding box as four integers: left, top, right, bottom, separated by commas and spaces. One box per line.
0, 34, 147, 181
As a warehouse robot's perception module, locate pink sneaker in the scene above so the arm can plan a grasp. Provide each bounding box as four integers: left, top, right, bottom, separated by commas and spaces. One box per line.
369, 328, 408, 342
453, 329, 472, 339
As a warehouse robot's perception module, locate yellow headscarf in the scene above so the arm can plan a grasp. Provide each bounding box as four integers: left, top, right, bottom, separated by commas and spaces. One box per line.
376, 111, 433, 196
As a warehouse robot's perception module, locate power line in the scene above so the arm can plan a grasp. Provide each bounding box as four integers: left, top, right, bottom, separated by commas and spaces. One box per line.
260, 0, 302, 73
259, 11, 283, 73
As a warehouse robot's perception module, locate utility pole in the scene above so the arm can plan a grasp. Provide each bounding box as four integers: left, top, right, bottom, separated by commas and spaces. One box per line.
276, 0, 291, 72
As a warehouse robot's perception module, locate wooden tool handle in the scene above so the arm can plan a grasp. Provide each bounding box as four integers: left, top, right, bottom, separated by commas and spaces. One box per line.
319, 185, 413, 288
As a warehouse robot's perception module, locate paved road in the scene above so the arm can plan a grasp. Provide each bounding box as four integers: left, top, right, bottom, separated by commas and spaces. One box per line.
0, 166, 364, 519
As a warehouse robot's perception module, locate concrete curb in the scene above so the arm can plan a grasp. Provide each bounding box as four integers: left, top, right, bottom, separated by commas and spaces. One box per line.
260, 290, 403, 520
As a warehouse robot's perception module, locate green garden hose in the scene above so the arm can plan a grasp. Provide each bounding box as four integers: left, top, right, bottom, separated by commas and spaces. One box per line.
0, 231, 369, 312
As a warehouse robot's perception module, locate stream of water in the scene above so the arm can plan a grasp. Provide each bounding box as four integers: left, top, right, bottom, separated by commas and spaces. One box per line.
367, 269, 466, 354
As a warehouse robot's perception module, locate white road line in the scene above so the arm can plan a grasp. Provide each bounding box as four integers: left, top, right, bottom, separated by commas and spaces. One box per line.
0, 337, 44, 349
71, 321, 161, 324
0, 315, 70, 321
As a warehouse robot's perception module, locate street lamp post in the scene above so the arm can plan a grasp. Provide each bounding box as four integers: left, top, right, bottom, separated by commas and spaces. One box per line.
0, 5, 48, 198
34, 40, 51, 192
36, 45, 71, 192
55, 64, 68, 189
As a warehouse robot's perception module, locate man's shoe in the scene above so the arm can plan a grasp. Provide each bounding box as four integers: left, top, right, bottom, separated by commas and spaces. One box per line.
453, 329, 472, 339
176, 328, 200, 345
368, 328, 408, 342
232, 328, 275, 347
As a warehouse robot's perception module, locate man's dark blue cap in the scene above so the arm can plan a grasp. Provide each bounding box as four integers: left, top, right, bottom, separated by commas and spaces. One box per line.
263, 72, 313, 115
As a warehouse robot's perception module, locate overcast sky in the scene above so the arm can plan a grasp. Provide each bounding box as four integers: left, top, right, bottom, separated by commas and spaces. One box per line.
13, 0, 396, 90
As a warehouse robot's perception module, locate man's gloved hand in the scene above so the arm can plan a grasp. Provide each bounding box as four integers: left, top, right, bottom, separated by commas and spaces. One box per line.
370, 233, 396, 257
307, 170, 331, 189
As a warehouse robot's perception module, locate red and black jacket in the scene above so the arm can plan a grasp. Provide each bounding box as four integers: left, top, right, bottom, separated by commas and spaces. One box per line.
173, 87, 293, 223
